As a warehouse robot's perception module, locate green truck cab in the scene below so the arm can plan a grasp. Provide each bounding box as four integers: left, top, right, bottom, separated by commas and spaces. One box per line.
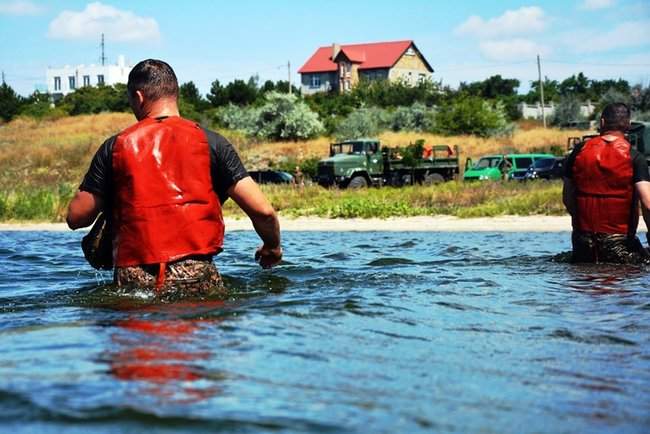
317, 139, 459, 188
463, 153, 555, 181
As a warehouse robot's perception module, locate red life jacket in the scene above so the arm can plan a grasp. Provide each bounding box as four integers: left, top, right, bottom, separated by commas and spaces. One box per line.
573, 132, 637, 235
111, 116, 224, 268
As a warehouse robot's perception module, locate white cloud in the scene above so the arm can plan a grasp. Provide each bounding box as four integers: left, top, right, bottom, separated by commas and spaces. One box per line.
568, 20, 650, 53
47, 2, 160, 42
580, 0, 615, 10
479, 39, 551, 61
0, 0, 44, 15
455, 6, 546, 38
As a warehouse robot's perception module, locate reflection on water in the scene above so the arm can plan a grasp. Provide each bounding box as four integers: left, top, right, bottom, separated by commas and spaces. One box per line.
0, 230, 649, 433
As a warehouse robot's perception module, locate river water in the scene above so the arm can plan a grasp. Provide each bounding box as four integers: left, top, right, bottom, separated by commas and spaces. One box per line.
0, 230, 648, 433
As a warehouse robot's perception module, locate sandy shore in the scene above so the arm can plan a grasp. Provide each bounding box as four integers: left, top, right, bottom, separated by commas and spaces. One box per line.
1, 216, 647, 233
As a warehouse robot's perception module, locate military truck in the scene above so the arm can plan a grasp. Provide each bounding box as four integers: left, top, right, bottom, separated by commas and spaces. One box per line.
317, 138, 459, 188
567, 121, 650, 161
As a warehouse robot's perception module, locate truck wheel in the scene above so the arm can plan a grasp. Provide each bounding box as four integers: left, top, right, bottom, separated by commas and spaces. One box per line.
424, 173, 445, 185
348, 176, 368, 189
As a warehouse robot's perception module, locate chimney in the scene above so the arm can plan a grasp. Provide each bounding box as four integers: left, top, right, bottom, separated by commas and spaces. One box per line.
332, 43, 341, 60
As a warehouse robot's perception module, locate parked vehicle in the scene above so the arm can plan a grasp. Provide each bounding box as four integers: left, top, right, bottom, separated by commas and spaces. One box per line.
524, 157, 565, 180
316, 139, 460, 188
248, 170, 294, 184
463, 153, 555, 181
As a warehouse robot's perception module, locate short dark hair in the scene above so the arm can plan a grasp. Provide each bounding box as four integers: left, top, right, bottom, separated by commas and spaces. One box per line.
601, 102, 631, 133
127, 59, 179, 101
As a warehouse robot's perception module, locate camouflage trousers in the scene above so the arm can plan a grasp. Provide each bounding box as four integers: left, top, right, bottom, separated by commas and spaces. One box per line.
571, 231, 650, 264
115, 257, 227, 298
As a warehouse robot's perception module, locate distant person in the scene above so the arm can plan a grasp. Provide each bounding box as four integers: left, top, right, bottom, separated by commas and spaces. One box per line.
563, 102, 650, 264
293, 165, 305, 190
499, 156, 512, 180
66, 59, 282, 294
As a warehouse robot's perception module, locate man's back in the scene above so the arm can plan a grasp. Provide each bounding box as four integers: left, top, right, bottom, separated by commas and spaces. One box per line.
112, 116, 224, 267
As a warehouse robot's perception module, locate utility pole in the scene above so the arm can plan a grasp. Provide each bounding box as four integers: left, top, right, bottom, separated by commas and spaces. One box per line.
537, 54, 546, 128
100, 33, 106, 66
1, 70, 5, 85
287, 60, 292, 95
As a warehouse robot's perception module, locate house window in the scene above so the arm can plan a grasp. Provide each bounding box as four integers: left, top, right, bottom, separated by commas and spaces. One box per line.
405, 47, 416, 56
69, 76, 76, 90
83, 75, 90, 86
97, 74, 104, 85
310, 75, 321, 88
54, 76, 61, 91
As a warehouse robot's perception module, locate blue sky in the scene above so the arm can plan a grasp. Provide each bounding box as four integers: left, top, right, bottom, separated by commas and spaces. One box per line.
1, 0, 649, 96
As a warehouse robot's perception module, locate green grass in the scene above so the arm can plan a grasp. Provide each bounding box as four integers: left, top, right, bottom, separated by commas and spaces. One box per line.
0, 181, 565, 223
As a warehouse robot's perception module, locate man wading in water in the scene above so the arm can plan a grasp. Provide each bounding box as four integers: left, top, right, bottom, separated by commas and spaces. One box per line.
563, 102, 650, 264
66, 59, 282, 295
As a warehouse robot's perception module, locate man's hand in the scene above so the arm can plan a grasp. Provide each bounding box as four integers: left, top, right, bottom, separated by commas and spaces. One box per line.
255, 244, 283, 269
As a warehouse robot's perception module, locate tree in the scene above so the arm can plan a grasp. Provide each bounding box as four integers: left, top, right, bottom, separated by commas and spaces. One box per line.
524, 77, 560, 103
0, 82, 22, 122
178, 81, 207, 110
225, 78, 257, 106
631, 84, 650, 112
459, 75, 520, 99
559, 73, 590, 98
207, 79, 228, 107
60, 84, 129, 115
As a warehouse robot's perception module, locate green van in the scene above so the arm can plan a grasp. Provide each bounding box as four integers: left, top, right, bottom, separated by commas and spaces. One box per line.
463, 153, 555, 181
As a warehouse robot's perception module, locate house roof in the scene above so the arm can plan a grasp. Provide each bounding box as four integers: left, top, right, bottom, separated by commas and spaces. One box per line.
298, 40, 433, 74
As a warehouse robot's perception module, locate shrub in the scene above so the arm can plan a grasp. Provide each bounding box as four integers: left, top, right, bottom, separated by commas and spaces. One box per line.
219, 92, 323, 140
390, 102, 436, 132
551, 96, 584, 126
434, 96, 511, 137
334, 107, 391, 140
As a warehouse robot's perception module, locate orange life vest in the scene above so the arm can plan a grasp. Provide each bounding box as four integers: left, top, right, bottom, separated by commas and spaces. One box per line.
573, 132, 637, 235
111, 116, 224, 268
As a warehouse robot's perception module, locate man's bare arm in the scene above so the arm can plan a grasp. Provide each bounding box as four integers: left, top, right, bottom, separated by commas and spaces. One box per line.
66, 190, 103, 230
228, 176, 282, 268
635, 181, 650, 236
562, 177, 577, 217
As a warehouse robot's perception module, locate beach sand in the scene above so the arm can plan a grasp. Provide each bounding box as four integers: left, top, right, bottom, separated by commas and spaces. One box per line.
1, 216, 647, 233
2, 215, 639, 233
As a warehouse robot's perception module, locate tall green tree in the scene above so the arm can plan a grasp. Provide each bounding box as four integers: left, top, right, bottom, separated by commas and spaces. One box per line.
0, 82, 22, 122
207, 79, 228, 107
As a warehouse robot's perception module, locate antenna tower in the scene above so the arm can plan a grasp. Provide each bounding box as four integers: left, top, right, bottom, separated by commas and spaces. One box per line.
100, 33, 106, 66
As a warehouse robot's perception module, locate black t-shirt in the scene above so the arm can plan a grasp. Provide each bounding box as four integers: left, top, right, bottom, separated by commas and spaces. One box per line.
80, 125, 249, 204
564, 140, 650, 184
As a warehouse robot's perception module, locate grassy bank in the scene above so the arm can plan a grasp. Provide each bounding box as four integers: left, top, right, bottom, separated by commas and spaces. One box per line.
0, 181, 564, 222
0, 112, 573, 222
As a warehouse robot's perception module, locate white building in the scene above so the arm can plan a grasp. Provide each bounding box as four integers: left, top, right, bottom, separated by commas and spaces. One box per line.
46, 55, 132, 99
518, 101, 596, 121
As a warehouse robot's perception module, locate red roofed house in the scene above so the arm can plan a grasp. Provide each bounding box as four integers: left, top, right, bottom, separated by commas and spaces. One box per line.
298, 40, 433, 95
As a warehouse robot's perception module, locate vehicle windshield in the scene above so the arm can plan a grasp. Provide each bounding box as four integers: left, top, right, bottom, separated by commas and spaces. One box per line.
278, 172, 293, 182
533, 158, 555, 169
332, 142, 366, 155
514, 157, 533, 169
473, 157, 502, 169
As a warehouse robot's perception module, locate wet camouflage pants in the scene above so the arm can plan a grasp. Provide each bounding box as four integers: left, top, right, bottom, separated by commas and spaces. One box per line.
115, 258, 227, 298
571, 231, 650, 264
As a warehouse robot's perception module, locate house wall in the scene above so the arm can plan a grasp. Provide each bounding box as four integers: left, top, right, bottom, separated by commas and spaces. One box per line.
389, 49, 432, 85
46, 55, 131, 98
358, 69, 389, 82
518, 101, 596, 120
300, 72, 338, 95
